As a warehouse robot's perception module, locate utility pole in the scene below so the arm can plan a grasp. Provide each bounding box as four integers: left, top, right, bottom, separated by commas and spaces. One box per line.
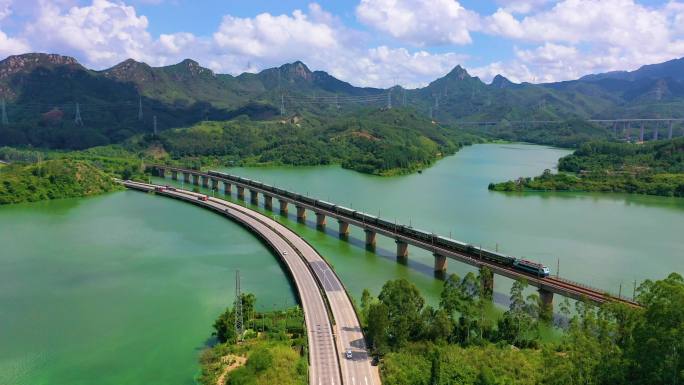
1, 98, 7, 125
280, 94, 285, 116
138, 96, 143, 121
153, 115, 157, 135
74, 102, 83, 126
234, 270, 243, 341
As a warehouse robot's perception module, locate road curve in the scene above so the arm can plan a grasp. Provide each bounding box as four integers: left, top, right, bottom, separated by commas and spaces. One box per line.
123, 181, 342, 385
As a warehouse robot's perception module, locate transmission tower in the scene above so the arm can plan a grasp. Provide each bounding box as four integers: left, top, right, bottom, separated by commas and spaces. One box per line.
403, 89, 406, 107
234, 270, 244, 340
1, 99, 7, 125
429, 106, 433, 120
74, 102, 83, 126
280, 94, 285, 116
387, 89, 392, 109
138, 96, 143, 121
153, 115, 157, 135
335, 94, 339, 110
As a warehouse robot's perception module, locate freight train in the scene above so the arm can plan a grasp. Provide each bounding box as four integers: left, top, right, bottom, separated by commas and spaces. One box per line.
207, 170, 550, 277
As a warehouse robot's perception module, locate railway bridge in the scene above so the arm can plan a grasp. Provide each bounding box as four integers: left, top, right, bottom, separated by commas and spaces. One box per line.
153, 165, 640, 310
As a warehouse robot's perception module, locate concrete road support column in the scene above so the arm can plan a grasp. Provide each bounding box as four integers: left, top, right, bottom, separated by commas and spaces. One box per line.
640, 123, 645, 142
338, 220, 350, 238
539, 288, 554, 323
296, 206, 306, 222
192, 174, 199, 185
279, 199, 288, 215
668, 121, 674, 139
183, 172, 190, 183
396, 240, 408, 263
365, 230, 376, 249
158, 168, 165, 178
315, 212, 326, 230
250, 189, 258, 205
201, 176, 209, 188
264, 195, 273, 211
171, 171, 178, 180
211, 178, 219, 190
434, 254, 448, 278
237, 186, 245, 200
223, 182, 232, 195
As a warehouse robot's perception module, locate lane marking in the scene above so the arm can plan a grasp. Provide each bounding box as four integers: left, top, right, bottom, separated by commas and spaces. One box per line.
365, 376, 369, 385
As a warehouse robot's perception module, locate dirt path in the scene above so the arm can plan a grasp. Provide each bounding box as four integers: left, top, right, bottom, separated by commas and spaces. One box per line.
216, 355, 247, 385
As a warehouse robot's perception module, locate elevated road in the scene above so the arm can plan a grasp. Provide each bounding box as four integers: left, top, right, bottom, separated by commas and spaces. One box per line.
122, 180, 379, 385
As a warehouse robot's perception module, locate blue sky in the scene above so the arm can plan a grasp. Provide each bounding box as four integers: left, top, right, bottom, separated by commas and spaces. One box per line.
1, 0, 683, 87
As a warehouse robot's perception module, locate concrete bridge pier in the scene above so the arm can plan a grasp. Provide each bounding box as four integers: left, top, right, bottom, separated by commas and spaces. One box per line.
201, 176, 209, 188
250, 190, 258, 205
364, 230, 376, 250
639, 123, 645, 142
296, 206, 306, 222
211, 178, 219, 190
338, 220, 350, 239
158, 168, 165, 178
434, 254, 448, 279
668, 121, 674, 139
171, 171, 178, 180
315, 212, 326, 230
279, 199, 288, 215
264, 195, 273, 211
223, 182, 232, 195
183, 172, 190, 184
654, 125, 659, 140
237, 186, 245, 200
396, 240, 408, 264
192, 174, 200, 186
539, 288, 554, 322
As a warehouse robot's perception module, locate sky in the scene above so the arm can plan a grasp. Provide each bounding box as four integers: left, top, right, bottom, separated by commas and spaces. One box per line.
0, 0, 683, 88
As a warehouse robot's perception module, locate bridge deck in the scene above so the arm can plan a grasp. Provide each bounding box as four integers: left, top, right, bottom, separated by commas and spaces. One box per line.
122, 181, 376, 385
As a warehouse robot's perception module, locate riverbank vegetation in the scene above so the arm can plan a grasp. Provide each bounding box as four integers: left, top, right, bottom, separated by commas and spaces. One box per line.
490, 138, 684, 197
0, 159, 122, 204
198, 293, 307, 385
362, 272, 684, 385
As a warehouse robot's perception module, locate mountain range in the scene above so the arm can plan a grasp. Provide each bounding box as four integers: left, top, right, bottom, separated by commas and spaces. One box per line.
0, 52, 683, 149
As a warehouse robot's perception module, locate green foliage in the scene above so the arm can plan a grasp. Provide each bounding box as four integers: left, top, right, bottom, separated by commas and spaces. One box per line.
0, 159, 121, 204
474, 119, 612, 148
490, 138, 684, 197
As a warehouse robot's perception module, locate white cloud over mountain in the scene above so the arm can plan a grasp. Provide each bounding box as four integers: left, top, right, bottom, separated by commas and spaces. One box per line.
0, 0, 684, 86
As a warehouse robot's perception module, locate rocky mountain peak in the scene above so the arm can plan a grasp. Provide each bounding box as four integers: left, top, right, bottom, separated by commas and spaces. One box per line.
0, 53, 82, 80
491, 74, 513, 88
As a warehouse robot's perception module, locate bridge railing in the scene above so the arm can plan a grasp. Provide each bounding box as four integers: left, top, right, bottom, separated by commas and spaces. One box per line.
553, 276, 637, 304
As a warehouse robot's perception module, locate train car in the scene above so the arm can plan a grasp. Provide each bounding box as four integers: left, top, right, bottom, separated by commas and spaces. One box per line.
300, 195, 316, 205
480, 249, 515, 266
513, 259, 550, 277
359, 213, 379, 224
335, 205, 356, 217
401, 226, 432, 242
435, 236, 469, 253
315, 200, 336, 210
376, 218, 396, 230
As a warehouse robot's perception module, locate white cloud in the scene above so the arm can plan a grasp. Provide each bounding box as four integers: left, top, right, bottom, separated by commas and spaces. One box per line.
494, 0, 552, 14
0, 29, 29, 57
356, 0, 480, 46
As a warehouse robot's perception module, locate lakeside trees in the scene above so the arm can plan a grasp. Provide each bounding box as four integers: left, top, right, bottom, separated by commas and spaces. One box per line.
364, 272, 684, 385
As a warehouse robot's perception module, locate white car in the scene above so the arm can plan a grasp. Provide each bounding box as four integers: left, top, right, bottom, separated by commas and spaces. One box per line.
345, 349, 353, 359
282, 250, 288, 255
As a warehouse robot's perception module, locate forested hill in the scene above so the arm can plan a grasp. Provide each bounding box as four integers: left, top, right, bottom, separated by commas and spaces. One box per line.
1, 53, 684, 150
490, 138, 684, 197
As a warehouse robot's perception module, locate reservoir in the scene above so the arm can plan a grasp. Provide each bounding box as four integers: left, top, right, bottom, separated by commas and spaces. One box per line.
1, 143, 682, 384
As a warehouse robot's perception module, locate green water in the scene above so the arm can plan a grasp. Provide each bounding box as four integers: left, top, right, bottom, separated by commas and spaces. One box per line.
1, 143, 682, 384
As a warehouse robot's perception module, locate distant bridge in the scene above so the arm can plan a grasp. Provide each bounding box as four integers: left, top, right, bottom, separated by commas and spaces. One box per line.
153, 165, 641, 309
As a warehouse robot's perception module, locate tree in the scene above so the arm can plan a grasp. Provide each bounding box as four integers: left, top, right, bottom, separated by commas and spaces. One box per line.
367, 302, 389, 354
361, 288, 373, 324
378, 279, 425, 347
213, 307, 236, 343
498, 279, 539, 347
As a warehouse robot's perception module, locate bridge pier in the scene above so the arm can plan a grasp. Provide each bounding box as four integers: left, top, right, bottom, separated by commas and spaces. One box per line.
201, 176, 209, 188
250, 190, 258, 205
480, 266, 494, 301
279, 199, 288, 215
639, 122, 645, 142
338, 220, 349, 239
315, 212, 326, 230
237, 186, 245, 200
192, 174, 199, 186
396, 240, 408, 264
364, 230, 376, 250
183, 172, 190, 183
223, 182, 232, 195
211, 178, 219, 190
434, 254, 447, 279
296, 206, 306, 222
264, 195, 273, 211
171, 170, 178, 180
654, 125, 659, 141
539, 288, 554, 323
158, 168, 165, 178
669, 121, 674, 139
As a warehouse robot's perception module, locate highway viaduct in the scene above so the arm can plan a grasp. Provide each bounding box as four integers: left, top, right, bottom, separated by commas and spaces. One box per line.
123, 180, 380, 385
153, 165, 640, 310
